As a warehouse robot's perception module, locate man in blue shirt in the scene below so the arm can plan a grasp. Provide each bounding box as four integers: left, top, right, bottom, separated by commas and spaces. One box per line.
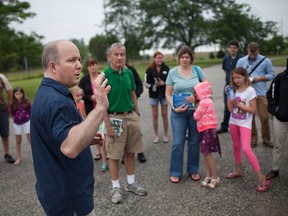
217, 40, 243, 134
236, 42, 275, 148
30, 40, 110, 216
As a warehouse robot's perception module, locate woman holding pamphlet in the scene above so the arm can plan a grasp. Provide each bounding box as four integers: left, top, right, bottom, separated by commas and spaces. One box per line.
165, 46, 206, 183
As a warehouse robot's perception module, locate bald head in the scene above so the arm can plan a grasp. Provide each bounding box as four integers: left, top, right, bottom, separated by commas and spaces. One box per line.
41, 40, 82, 88
42, 40, 79, 71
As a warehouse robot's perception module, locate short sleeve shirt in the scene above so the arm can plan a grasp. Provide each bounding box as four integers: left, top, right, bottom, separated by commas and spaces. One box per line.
104, 66, 136, 112
229, 86, 257, 129
30, 77, 94, 216
165, 66, 205, 94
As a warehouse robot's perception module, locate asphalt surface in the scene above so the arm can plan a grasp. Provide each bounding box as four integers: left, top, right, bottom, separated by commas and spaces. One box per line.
1, 64, 288, 216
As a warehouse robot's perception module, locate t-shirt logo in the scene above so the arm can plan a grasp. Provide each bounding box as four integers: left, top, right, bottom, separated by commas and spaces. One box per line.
231, 97, 247, 120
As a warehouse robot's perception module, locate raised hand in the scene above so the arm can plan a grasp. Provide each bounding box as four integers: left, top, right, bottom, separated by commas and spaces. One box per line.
93, 73, 111, 110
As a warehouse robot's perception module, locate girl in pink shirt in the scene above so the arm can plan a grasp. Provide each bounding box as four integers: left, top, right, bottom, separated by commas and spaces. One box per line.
193, 81, 221, 189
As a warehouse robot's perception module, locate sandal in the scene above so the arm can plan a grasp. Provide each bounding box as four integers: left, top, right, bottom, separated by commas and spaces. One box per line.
170, 176, 180, 183
201, 177, 212, 187
207, 177, 220, 189
225, 172, 242, 179
163, 137, 169, 143
94, 154, 102, 160
256, 179, 270, 192
190, 173, 201, 181
4, 153, 15, 164
153, 137, 160, 144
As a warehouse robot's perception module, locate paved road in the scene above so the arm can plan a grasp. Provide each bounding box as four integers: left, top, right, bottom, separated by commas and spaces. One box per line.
1, 64, 287, 216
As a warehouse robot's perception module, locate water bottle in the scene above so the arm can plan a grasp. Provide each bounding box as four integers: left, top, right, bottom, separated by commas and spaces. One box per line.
227, 86, 235, 99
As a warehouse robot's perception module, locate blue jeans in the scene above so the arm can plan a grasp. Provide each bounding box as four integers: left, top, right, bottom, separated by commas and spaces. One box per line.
170, 109, 200, 178
221, 85, 230, 130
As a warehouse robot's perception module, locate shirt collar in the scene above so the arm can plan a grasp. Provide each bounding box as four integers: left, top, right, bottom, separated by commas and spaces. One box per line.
106, 64, 124, 75
41, 77, 75, 103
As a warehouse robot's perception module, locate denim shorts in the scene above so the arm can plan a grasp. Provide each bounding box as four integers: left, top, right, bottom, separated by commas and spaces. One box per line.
148, 97, 168, 106
0, 111, 9, 138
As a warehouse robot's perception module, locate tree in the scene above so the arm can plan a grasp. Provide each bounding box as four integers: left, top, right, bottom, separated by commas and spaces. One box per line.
71, 38, 89, 61
88, 34, 118, 63
139, 0, 214, 51
0, 0, 37, 71
209, 0, 278, 51
265, 35, 287, 55
104, 0, 150, 58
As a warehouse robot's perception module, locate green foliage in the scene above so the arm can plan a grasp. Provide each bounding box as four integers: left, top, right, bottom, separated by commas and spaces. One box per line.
104, 0, 150, 58
88, 34, 118, 63
209, 0, 278, 51
71, 38, 89, 61
0, 0, 42, 71
209, 52, 215, 59
217, 50, 226, 59
104, 0, 279, 53
264, 35, 287, 55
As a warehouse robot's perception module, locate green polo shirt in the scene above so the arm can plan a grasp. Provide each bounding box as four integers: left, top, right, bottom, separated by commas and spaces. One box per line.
104, 65, 136, 112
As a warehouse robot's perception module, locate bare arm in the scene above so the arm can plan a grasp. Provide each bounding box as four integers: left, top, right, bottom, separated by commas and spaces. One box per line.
60, 73, 110, 158
165, 85, 173, 108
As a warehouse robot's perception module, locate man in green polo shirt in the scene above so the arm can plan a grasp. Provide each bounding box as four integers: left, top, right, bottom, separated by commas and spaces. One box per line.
104, 43, 147, 204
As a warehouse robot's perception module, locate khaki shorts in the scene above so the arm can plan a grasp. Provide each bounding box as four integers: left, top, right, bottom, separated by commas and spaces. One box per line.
106, 111, 143, 160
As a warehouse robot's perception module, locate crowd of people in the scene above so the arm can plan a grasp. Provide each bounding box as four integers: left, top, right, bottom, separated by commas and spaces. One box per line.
1, 39, 287, 215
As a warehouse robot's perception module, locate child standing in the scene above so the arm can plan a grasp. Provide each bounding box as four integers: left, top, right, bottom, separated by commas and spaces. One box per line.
10, 87, 32, 164
71, 86, 86, 119
225, 67, 270, 192
193, 81, 221, 189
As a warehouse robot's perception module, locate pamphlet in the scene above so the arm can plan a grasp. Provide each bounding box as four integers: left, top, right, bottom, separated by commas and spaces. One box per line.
173, 93, 193, 109
109, 118, 123, 137
97, 121, 106, 134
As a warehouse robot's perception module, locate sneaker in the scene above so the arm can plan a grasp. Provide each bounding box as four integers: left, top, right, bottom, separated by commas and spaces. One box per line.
4, 154, 15, 164
126, 182, 147, 196
137, 153, 146, 163
111, 187, 123, 204
266, 170, 279, 180
217, 128, 228, 134
101, 163, 108, 172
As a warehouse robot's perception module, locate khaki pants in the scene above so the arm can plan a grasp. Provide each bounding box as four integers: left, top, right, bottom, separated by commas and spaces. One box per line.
272, 117, 288, 171
251, 96, 270, 143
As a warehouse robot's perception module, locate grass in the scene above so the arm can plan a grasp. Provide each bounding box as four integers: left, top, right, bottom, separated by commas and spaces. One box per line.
271, 56, 288, 66
6, 55, 287, 103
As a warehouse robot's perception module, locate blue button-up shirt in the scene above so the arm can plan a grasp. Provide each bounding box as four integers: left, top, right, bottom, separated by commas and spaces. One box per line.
30, 77, 94, 216
236, 54, 275, 96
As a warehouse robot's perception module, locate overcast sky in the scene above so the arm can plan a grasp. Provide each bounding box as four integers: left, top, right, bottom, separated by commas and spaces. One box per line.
11, 0, 288, 48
